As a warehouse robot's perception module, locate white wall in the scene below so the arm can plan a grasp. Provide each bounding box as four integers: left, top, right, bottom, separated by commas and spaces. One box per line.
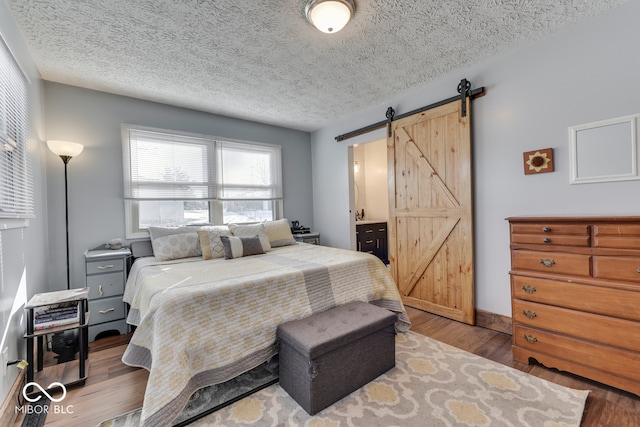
44, 82, 314, 292
311, 0, 640, 317
0, 0, 48, 406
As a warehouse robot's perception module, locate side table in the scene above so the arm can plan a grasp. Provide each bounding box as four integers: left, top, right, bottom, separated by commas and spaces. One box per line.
24, 288, 90, 395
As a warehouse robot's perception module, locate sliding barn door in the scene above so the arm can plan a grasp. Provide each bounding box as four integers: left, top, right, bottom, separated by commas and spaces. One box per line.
387, 99, 474, 324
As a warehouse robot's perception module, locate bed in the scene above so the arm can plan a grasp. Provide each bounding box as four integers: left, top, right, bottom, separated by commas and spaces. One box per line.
121, 221, 411, 427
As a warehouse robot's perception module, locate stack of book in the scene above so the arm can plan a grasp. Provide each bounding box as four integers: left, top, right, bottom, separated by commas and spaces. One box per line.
33, 301, 79, 330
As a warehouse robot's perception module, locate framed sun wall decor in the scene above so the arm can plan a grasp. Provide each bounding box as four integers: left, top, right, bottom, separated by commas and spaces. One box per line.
523, 148, 554, 175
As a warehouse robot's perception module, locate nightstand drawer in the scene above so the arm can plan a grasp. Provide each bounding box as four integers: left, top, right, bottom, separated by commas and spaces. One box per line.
86, 258, 124, 275
88, 297, 125, 325
86, 272, 125, 299
511, 250, 591, 276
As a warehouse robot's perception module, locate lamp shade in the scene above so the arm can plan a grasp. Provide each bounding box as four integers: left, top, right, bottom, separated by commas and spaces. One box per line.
305, 0, 355, 34
47, 140, 84, 158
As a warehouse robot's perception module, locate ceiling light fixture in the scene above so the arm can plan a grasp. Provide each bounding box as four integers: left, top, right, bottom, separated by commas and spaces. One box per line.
305, 0, 355, 34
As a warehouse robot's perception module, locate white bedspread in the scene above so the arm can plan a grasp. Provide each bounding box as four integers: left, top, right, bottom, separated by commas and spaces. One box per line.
121, 243, 410, 427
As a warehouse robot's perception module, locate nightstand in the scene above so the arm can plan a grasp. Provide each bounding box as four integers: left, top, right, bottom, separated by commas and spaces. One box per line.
83, 248, 131, 341
294, 232, 320, 245
24, 288, 90, 393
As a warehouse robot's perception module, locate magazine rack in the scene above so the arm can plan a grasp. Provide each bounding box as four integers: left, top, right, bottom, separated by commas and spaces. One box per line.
24, 288, 90, 394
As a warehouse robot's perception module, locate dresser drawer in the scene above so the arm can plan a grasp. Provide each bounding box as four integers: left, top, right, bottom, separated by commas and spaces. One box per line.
593, 256, 640, 283
511, 250, 591, 276
511, 223, 590, 246
511, 233, 590, 246
88, 297, 125, 325
511, 275, 640, 321
594, 224, 640, 249
513, 300, 640, 352
514, 325, 640, 383
86, 272, 125, 299
86, 258, 124, 275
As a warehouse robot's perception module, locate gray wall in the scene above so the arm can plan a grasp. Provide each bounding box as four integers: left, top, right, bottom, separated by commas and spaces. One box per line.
0, 0, 48, 404
44, 82, 313, 292
311, 0, 640, 317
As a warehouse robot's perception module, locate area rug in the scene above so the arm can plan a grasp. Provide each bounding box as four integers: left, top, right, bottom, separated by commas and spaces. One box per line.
101, 331, 589, 426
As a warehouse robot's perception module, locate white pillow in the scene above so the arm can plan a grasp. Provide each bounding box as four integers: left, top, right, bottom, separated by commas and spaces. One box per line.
197, 226, 230, 260
263, 219, 296, 247
148, 226, 203, 261
228, 223, 272, 252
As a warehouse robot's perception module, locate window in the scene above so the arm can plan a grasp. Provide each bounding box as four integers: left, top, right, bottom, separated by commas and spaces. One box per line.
122, 125, 283, 238
0, 34, 32, 224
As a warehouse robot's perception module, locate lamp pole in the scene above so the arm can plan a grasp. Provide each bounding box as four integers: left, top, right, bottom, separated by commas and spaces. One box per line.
61, 155, 72, 290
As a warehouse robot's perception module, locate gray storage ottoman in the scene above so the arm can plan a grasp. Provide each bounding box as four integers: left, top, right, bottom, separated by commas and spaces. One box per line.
276, 301, 397, 415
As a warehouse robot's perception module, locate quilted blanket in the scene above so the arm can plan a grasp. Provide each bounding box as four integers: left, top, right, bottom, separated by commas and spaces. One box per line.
122, 243, 410, 427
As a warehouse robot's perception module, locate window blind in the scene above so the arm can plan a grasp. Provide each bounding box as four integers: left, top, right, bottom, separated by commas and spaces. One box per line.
123, 127, 216, 200
0, 35, 32, 219
122, 125, 282, 202
217, 140, 282, 200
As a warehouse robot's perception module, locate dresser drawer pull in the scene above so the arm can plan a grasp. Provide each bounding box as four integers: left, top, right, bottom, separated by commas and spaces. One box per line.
99, 285, 103, 297
99, 308, 115, 314
522, 310, 537, 319
543, 238, 551, 243
539, 258, 555, 267
521, 285, 536, 294
97, 264, 115, 270
637, 267, 640, 273
542, 227, 550, 232
524, 334, 538, 344
365, 230, 373, 233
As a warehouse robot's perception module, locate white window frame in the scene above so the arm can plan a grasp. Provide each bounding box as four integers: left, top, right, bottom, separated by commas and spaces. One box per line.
0, 32, 32, 229
122, 124, 284, 239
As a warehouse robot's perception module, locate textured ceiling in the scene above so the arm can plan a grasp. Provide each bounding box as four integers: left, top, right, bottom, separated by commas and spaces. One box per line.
6, 0, 629, 132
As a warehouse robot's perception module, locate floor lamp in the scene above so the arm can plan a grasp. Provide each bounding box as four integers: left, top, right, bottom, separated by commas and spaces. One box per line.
47, 140, 84, 290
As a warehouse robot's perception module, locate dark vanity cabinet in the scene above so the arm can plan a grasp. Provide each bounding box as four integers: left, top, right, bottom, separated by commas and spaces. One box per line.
356, 222, 388, 264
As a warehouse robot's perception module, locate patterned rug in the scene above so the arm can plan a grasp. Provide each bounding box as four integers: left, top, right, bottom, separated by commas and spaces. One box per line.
101, 331, 589, 426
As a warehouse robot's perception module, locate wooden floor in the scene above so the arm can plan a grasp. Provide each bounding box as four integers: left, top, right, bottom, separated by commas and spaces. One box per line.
13, 307, 640, 426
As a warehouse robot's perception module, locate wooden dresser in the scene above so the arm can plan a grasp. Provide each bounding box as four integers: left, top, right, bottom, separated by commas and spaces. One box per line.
508, 216, 640, 396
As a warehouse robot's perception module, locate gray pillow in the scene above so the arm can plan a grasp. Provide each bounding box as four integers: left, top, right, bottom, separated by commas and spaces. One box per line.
220, 235, 265, 259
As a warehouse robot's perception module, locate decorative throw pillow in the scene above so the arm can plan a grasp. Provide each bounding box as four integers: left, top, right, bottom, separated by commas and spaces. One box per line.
220, 235, 265, 259
228, 223, 272, 252
148, 226, 203, 261
197, 226, 230, 260
263, 218, 296, 247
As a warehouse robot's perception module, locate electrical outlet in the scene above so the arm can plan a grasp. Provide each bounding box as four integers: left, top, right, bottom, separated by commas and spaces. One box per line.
1, 347, 8, 376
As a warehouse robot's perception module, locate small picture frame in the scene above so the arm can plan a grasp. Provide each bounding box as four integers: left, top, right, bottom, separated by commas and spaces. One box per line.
523, 148, 554, 175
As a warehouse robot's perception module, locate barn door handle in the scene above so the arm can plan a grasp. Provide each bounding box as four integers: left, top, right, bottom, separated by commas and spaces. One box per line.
539, 258, 555, 267
524, 334, 538, 344
522, 310, 537, 319
521, 285, 536, 294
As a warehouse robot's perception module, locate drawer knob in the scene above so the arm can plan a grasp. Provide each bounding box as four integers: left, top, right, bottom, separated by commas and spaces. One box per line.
522, 310, 537, 319
543, 238, 551, 243
521, 285, 537, 294
542, 227, 550, 232
97, 264, 115, 270
99, 307, 115, 314
539, 258, 555, 267
99, 285, 104, 298
524, 334, 538, 344
637, 267, 640, 273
